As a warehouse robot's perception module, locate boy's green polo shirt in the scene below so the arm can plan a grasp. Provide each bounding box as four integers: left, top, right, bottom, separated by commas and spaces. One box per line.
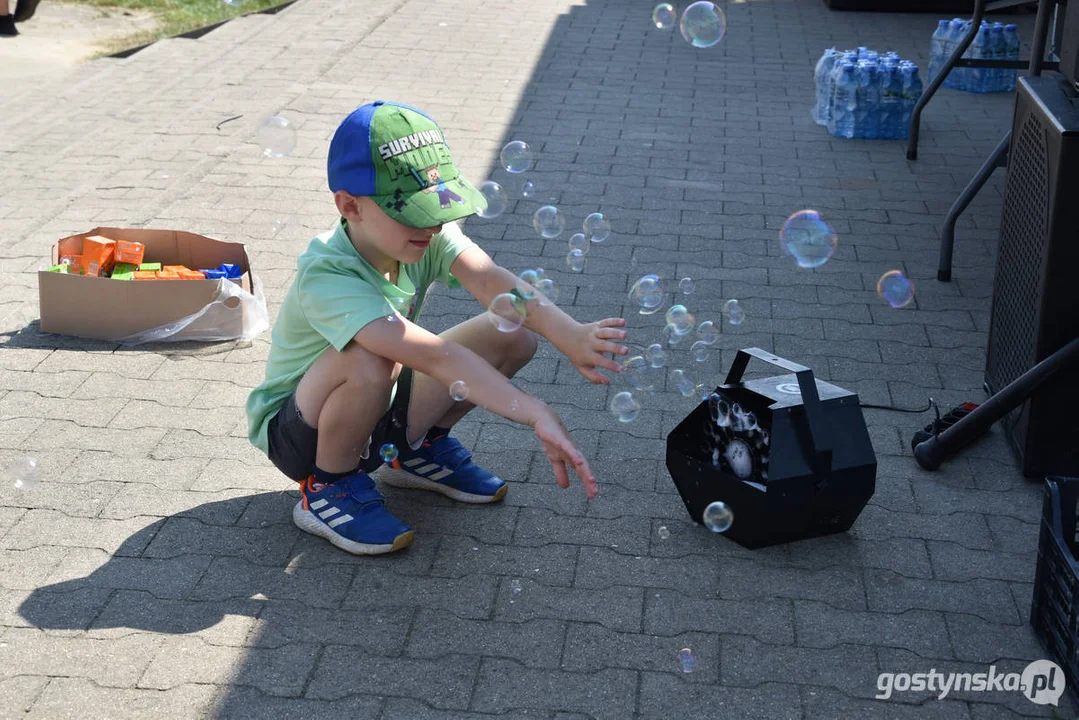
246, 218, 475, 455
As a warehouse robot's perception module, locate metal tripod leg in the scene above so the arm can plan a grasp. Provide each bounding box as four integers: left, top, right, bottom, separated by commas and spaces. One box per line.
936, 132, 1011, 282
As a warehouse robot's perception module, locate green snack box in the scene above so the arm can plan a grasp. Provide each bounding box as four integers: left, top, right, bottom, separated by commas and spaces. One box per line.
138, 262, 162, 272
46, 264, 68, 273
112, 263, 137, 280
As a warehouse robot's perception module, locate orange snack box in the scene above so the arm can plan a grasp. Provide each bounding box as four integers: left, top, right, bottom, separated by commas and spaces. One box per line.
177, 269, 206, 280
59, 255, 84, 275
133, 271, 158, 281
163, 265, 190, 274
114, 239, 145, 266
156, 271, 181, 280
82, 236, 116, 277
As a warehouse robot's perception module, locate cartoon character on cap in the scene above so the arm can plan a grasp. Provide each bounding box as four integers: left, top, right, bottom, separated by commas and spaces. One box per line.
419, 164, 464, 209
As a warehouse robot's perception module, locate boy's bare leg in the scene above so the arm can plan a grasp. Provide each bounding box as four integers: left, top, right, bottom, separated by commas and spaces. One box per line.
294, 341, 401, 473
406, 314, 538, 446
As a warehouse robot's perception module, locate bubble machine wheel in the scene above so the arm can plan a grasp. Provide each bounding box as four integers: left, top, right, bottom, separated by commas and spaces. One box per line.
665, 348, 878, 549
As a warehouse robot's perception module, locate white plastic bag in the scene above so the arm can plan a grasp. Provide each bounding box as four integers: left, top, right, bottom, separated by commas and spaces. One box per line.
116, 276, 269, 345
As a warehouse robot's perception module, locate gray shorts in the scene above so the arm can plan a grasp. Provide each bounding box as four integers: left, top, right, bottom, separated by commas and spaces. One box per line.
266, 369, 413, 482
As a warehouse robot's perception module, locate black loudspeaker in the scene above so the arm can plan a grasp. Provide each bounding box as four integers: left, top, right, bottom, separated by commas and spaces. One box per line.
986, 75, 1079, 478
1060, 2, 1079, 89
665, 348, 877, 549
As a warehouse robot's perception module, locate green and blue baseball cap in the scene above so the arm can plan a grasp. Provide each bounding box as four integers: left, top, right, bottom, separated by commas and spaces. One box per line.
327, 101, 487, 228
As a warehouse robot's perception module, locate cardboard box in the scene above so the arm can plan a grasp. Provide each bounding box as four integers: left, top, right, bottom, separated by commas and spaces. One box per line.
39, 227, 258, 342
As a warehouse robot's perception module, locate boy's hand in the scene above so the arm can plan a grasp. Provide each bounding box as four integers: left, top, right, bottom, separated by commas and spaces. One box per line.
559, 318, 629, 385
533, 409, 599, 498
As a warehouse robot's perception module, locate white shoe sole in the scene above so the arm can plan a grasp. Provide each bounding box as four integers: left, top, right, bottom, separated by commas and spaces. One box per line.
292, 501, 413, 555
378, 467, 508, 504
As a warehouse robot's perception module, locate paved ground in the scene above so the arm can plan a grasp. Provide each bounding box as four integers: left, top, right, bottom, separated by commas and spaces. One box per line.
0, 0, 1066, 718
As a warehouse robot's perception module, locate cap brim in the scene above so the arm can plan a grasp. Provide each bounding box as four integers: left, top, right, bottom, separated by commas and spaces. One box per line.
374, 175, 487, 229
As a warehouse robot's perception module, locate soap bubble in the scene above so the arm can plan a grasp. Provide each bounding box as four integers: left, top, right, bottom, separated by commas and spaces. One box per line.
724, 439, 753, 478
517, 269, 540, 300
533, 205, 565, 239
724, 299, 744, 325
223, 0, 249, 5
3, 456, 38, 491
488, 292, 527, 332
521, 180, 535, 198
646, 343, 667, 368
695, 383, 712, 401
665, 304, 694, 335
678, 648, 697, 673
379, 443, 399, 463
583, 213, 611, 243
610, 391, 641, 423
663, 323, 686, 347
258, 115, 296, 158
702, 500, 734, 532
679, 277, 694, 294
511, 578, 523, 595
670, 368, 696, 397
691, 341, 710, 362
780, 210, 838, 268
877, 270, 915, 308
696, 320, 718, 344
568, 232, 589, 256
657, 525, 670, 539
622, 355, 654, 391
652, 2, 677, 28
629, 274, 665, 315
566, 249, 586, 273
535, 278, 559, 307
449, 380, 470, 401
680, 2, 726, 48
500, 140, 533, 173
709, 393, 732, 427
477, 181, 508, 218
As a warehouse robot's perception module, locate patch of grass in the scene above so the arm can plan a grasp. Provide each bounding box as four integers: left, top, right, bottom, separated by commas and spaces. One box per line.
62, 0, 290, 55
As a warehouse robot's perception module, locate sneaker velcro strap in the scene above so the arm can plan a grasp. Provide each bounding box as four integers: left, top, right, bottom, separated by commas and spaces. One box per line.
428, 437, 472, 469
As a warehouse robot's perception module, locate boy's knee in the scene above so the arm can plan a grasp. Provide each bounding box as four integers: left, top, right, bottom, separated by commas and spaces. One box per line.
341, 342, 401, 391
510, 329, 538, 364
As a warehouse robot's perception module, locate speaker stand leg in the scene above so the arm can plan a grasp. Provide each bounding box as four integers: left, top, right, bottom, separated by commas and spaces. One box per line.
937, 132, 1010, 282
913, 337, 1079, 470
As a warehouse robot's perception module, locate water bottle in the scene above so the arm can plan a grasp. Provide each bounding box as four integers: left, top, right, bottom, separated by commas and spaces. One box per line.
825, 51, 857, 128
900, 62, 923, 137
930, 20, 949, 81
944, 18, 966, 89
814, 48, 838, 126
829, 62, 858, 139
971, 25, 991, 92
855, 60, 880, 139
878, 60, 903, 139
990, 23, 1005, 91
1005, 24, 1021, 91
857, 46, 869, 59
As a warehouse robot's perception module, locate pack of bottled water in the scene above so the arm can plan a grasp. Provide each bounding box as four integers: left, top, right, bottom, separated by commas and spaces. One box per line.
929, 19, 1021, 93
813, 47, 923, 140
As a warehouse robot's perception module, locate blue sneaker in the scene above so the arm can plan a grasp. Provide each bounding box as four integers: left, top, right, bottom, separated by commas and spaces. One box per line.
379, 433, 508, 503
293, 472, 414, 555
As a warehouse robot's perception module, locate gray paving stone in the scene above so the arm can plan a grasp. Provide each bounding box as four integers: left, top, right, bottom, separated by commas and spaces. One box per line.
639, 674, 804, 720
471, 658, 637, 720
25, 677, 218, 720
306, 650, 478, 708
795, 601, 953, 658
722, 635, 881, 698
211, 687, 384, 720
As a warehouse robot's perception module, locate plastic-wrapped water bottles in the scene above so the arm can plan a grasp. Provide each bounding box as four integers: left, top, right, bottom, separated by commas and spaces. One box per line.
935, 17, 1016, 93
855, 60, 880, 139
943, 18, 967, 90
829, 62, 858, 139
813, 48, 838, 126
929, 20, 949, 81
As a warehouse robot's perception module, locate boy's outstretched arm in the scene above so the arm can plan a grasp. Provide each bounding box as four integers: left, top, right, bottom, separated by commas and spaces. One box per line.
450, 246, 629, 384
353, 314, 599, 498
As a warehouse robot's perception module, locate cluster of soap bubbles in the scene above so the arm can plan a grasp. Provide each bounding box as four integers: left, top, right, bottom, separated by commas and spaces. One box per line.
652, 2, 727, 49
258, 115, 297, 158
780, 208, 916, 308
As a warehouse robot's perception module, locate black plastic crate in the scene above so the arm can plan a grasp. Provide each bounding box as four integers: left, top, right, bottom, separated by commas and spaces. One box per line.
1031, 476, 1079, 708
